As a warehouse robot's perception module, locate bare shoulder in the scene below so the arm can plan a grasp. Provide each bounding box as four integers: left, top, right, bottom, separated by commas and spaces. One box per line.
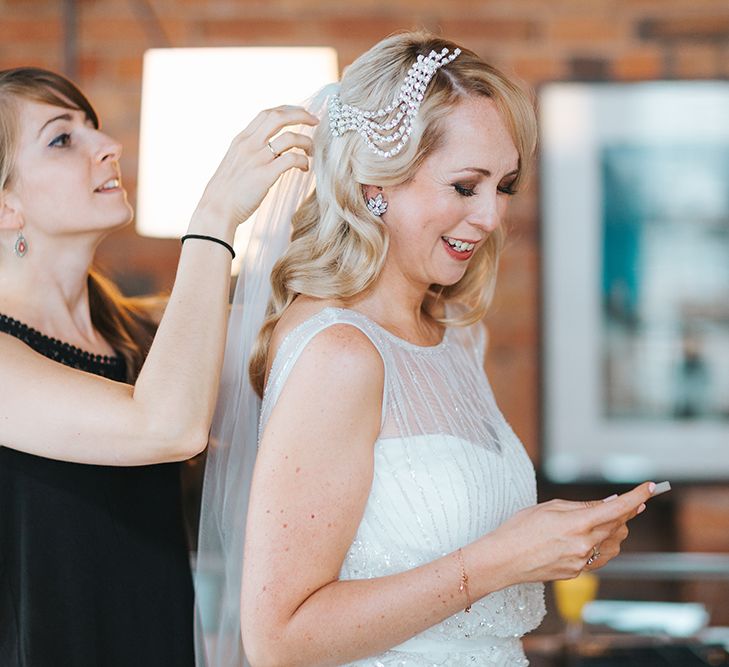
271, 297, 383, 395
303, 320, 383, 378
269, 296, 332, 347
269, 297, 381, 372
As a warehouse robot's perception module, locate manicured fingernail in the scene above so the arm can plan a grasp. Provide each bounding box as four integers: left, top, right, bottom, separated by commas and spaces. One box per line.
637, 503, 646, 513
602, 494, 618, 502
649, 482, 656, 494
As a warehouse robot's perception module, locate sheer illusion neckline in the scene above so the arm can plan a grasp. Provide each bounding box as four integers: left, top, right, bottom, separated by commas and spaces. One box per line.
323, 307, 450, 353
0, 312, 120, 364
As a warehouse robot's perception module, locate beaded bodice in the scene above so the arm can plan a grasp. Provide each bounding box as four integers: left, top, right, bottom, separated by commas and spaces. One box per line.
260, 307, 545, 666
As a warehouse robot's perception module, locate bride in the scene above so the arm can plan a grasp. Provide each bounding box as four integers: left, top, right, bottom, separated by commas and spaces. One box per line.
196, 32, 656, 667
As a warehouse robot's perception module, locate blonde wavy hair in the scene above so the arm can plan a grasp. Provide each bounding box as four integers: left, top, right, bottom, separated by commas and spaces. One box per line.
249, 32, 536, 396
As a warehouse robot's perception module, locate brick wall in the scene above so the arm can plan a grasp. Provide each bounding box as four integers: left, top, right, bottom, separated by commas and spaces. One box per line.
2, 0, 728, 561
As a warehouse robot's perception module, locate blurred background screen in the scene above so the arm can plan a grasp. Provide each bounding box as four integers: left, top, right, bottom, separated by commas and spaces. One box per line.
540, 81, 729, 483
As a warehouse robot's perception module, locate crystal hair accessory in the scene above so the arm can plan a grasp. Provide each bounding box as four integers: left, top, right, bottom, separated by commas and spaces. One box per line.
328, 47, 461, 158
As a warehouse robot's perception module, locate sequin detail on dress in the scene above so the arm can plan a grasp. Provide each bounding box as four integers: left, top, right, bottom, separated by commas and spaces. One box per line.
260, 308, 545, 666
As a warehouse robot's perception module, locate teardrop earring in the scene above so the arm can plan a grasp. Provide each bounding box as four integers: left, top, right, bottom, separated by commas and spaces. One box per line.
14, 229, 28, 257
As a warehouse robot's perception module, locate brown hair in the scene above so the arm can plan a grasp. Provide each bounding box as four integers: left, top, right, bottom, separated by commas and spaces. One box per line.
0, 67, 155, 381
249, 32, 537, 396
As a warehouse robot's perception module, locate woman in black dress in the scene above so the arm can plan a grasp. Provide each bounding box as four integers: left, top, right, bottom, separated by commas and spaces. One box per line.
0, 67, 316, 666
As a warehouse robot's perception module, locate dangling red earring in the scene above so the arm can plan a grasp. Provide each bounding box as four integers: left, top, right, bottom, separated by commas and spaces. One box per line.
14, 229, 28, 257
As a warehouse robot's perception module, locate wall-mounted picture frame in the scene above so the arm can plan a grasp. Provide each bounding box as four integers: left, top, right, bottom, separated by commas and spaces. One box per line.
540, 81, 729, 483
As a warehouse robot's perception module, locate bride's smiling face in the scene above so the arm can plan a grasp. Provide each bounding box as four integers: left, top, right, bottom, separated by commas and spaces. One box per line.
376, 96, 519, 290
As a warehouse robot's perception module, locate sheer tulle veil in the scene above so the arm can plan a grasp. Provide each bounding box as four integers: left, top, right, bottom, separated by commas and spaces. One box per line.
194, 86, 335, 667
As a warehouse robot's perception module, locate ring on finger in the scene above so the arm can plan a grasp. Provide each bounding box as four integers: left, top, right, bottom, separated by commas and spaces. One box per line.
267, 140, 280, 158
586, 545, 601, 566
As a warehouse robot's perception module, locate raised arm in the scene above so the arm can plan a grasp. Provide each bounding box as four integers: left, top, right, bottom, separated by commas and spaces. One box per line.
0, 106, 317, 465
241, 321, 656, 667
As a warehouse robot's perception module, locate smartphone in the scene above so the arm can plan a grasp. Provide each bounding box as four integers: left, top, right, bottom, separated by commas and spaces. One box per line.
651, 480, 671, 497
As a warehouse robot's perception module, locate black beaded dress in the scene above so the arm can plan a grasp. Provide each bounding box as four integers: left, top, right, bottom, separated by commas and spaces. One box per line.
0, 314, 195, 667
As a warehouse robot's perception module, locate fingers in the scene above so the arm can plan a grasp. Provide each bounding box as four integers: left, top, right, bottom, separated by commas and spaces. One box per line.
584, 523, 629, 571
263, 130, 315, 177
579, 481, 655, 528
539, 498, 592, 512
520, 490, 644, 582
254, 109, 317, 177
240, 105, 318, 140
254, 106, 319, 144
542, 492, 622, 513
266, 131, 314, 160
267, 150, 310, 175
196, 106, 318, 228
581, 492, 619, 510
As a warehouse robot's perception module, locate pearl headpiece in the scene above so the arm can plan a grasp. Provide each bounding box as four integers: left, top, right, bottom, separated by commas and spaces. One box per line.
328, 47, 462, 159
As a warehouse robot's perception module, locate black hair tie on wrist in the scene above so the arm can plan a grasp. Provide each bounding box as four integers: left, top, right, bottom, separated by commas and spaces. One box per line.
180, 234, 236, 260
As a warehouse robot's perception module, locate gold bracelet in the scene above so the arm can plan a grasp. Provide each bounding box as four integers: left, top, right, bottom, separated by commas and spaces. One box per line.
456, 548, 472, 613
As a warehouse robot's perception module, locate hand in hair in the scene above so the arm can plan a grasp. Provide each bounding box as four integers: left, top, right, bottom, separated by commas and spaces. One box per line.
0, 103, 316, 466
191, 106, 318, 231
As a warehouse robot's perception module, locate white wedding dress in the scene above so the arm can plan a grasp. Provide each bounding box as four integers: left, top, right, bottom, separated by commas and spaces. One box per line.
259, 307, 546, 666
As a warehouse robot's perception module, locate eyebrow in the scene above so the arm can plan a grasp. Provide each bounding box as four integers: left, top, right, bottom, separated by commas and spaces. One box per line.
459, 167, 520, 178
37, 113, 73, 138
